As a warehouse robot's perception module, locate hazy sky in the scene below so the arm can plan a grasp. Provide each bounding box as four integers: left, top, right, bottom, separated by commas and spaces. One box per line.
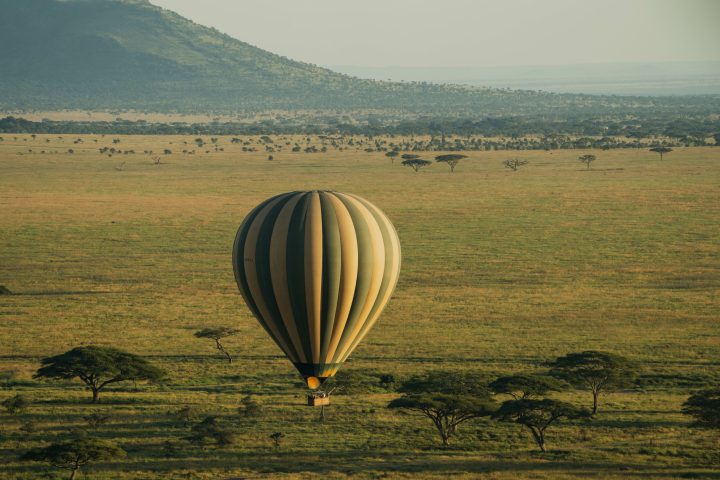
150, 0, 720, 67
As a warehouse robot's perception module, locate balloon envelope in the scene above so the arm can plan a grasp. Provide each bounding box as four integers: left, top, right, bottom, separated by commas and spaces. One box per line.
232, 191, 401, 385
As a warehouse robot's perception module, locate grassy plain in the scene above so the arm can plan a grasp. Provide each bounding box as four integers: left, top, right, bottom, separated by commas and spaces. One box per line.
0, 134, 718, 479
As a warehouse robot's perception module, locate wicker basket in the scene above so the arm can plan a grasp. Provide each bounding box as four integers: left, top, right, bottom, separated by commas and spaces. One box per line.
307, 395, 330, 407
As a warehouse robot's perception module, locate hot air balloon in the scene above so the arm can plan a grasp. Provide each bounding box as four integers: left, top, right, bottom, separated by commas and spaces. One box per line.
232, 191, 401, 397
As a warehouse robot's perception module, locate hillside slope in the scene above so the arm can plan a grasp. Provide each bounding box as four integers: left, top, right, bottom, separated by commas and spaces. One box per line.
0, 0, 371, 110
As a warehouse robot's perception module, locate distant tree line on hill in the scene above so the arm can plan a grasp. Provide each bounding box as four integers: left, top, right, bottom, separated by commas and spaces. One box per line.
1, 116, 718, 146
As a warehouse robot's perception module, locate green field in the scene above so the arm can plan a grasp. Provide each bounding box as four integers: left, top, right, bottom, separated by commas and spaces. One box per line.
0, 135, 718, 479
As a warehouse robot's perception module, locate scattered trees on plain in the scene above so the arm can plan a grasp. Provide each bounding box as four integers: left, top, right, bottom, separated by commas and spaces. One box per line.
34, 346, 164, 403
8, 329, 711, 461
384, 351, 646, 450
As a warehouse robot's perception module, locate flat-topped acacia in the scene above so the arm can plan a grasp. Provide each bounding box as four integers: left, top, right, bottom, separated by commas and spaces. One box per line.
34, 346, 164, 403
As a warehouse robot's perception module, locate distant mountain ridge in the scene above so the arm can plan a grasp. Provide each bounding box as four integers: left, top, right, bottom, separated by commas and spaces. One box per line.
331, 62, 720, 96
1, 0, 719, 116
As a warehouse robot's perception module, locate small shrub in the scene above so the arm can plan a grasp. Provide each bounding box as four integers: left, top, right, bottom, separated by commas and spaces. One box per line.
270, 432, 284, 448
19, 420, 38, 436
83, 413, 111, 428
186, 416, 236, 447
174, 405, 202, 426
2, 394, 29, 414
0, 369, 19, 388
239, 395, 263, 418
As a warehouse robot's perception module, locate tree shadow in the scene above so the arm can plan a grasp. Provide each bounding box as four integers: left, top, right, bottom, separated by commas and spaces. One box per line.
10, 291, 117, 296
63, 453, 720, 477
7, 444, 720, 478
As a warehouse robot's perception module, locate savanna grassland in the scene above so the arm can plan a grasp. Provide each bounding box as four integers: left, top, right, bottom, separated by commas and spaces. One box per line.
0, 134, 718, 479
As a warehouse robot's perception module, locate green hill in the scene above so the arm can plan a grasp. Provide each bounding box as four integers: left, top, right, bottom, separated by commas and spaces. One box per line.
0, 0, 502, 112
0, 0, 366, 110
1, 0, 719, 117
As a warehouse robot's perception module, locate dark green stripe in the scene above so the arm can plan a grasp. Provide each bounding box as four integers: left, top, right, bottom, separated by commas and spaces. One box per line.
232, 194, 285, 333
233, 195, 293, 352
318, 192, 341, 362
253, 194, 301, 361
330, 193, 373, 364
285, 192, 312, 361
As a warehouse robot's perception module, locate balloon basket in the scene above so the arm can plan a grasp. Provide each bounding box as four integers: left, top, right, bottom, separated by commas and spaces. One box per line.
307, 392, 330, 407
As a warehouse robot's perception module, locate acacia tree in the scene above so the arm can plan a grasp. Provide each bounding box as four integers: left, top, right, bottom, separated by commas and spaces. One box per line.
402, 158, 432, 173
435, 154, 467, 173
194, 327, 240, 363
22, 436, 126, 480
388, 372, 497, 445
649, 146, 672, 160
578, 154, 597, 170
34, 346, 164, 403
503, 159, 528, 171
489, 374, 568, 400
549, 351, 636, 414
385, 151, 399, 164
493, 399, 589, 452
390, 394, 496, 445
682, 389, 720, 428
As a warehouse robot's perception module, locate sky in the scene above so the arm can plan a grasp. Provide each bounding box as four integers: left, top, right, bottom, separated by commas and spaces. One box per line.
150, 0, 720, 68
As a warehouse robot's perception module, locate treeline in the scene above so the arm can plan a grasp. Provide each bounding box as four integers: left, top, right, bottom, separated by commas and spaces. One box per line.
1, 115, 718, 144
